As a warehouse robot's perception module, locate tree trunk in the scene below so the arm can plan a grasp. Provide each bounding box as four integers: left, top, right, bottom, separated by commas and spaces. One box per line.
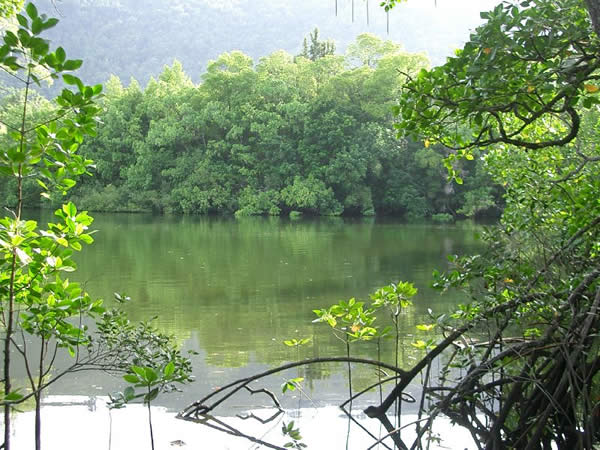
35, 393, 41, 450
585, 0, 600, 39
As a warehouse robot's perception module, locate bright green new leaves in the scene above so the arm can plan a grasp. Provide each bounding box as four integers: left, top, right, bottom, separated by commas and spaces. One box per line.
0, 202, 101, 351
394, 0, 599, 151
379, 0, 407, 12
371, 281, 417, 311
0, 4, 102, 200
0, 0, 24, 19
0, 6, 103, 448
313, 297, 377, 342
281, 376, 304, 394
283, 338, 311, 348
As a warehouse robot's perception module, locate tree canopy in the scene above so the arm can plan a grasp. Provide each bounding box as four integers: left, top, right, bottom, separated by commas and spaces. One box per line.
389, 0, 600, 152
0, 33, 501, 219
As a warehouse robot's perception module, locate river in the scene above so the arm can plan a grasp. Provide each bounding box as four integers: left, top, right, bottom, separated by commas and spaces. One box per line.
9, 213, 485, 449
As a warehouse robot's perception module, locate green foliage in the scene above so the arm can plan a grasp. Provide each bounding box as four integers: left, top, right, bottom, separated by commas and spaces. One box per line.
235, 187, 281, 217
313, 297, 377, 342
363, 1, 600, 447
0, 0, 24, 19
281, 421, 307, 449
52, 33, 500, 219
346, 32, 403, 68
297, 28, 335, 61
371, 281, 417, 311
281, 176, 342, 216
431, 212, 453, 224
102, 310, 193, 450
0, 5, 104, 448
281, 376, 304, 394
456, 187, 496, 218
0, 7, 194, 450
394, 0, 599, 152
283, 338, 311, 348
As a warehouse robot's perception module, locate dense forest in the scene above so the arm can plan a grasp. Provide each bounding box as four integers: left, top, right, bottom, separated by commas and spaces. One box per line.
0, 32, 502, 218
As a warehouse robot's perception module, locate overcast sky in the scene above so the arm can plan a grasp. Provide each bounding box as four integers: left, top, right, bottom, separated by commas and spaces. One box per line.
322, 0, 502, 64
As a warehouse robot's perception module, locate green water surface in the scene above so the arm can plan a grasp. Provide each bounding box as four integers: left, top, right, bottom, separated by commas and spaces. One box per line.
37, 213, 483, 413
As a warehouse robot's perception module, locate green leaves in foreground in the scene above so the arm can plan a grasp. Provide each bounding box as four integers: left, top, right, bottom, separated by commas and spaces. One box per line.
313, 297, 377, 342
371, 281, 417, 312
394, 0, 598, 152
99, 311, 194, 407
0, 2, 103, 201
281, 377, 304, 394
281, 421, 307, 449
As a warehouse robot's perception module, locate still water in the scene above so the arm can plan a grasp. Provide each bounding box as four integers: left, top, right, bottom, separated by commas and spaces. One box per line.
12, 213, 485, 449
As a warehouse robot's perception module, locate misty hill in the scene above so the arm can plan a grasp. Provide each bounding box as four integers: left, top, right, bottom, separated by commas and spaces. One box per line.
33, 0, 494, 87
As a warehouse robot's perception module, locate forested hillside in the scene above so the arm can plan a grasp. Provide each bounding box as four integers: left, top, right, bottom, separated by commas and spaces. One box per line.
0, 2, 502, 219
29, 0, 495, 87
65, 36, 499, 218
0, 32, 500, 218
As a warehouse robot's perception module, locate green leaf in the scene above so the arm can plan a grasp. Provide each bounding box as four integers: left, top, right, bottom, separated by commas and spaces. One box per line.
16, 14, 28, 28
62, 74, 80, 86
26, 2, 38, 20
144, 367, 158, 383
56, 46, 66, 63
79, 234, 94, 245
63, 59, 82, 71
145, 388, 159, 403
4, 31, 18, 47
124, 386, 136, 400
56, 237, 69, 247
63, 202, 77, 217
131, 366, 146, 379
4, 391, 23, 402
0, 45, 9, 60
411, 340, 427, 349
31, 17, 43, 35
164, 361, 175, 378
123, 374, 139, 384
41, 18, 59, 31
61, 178, 77, 189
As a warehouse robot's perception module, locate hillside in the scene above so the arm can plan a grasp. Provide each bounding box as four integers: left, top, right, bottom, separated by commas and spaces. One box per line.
32, 0, 495, 87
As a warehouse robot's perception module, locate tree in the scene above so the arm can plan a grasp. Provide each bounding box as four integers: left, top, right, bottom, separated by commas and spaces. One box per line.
366, 0, 600, 448
389, 0, 600, 153
297, 28, 336, 61
346, 32, 402, 68
0, 4, 103, 448
0, 5, 193, 450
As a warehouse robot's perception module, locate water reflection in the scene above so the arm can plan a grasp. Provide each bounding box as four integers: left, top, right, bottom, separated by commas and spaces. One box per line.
23, 213, 484, 410
6, 397, 477, 449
